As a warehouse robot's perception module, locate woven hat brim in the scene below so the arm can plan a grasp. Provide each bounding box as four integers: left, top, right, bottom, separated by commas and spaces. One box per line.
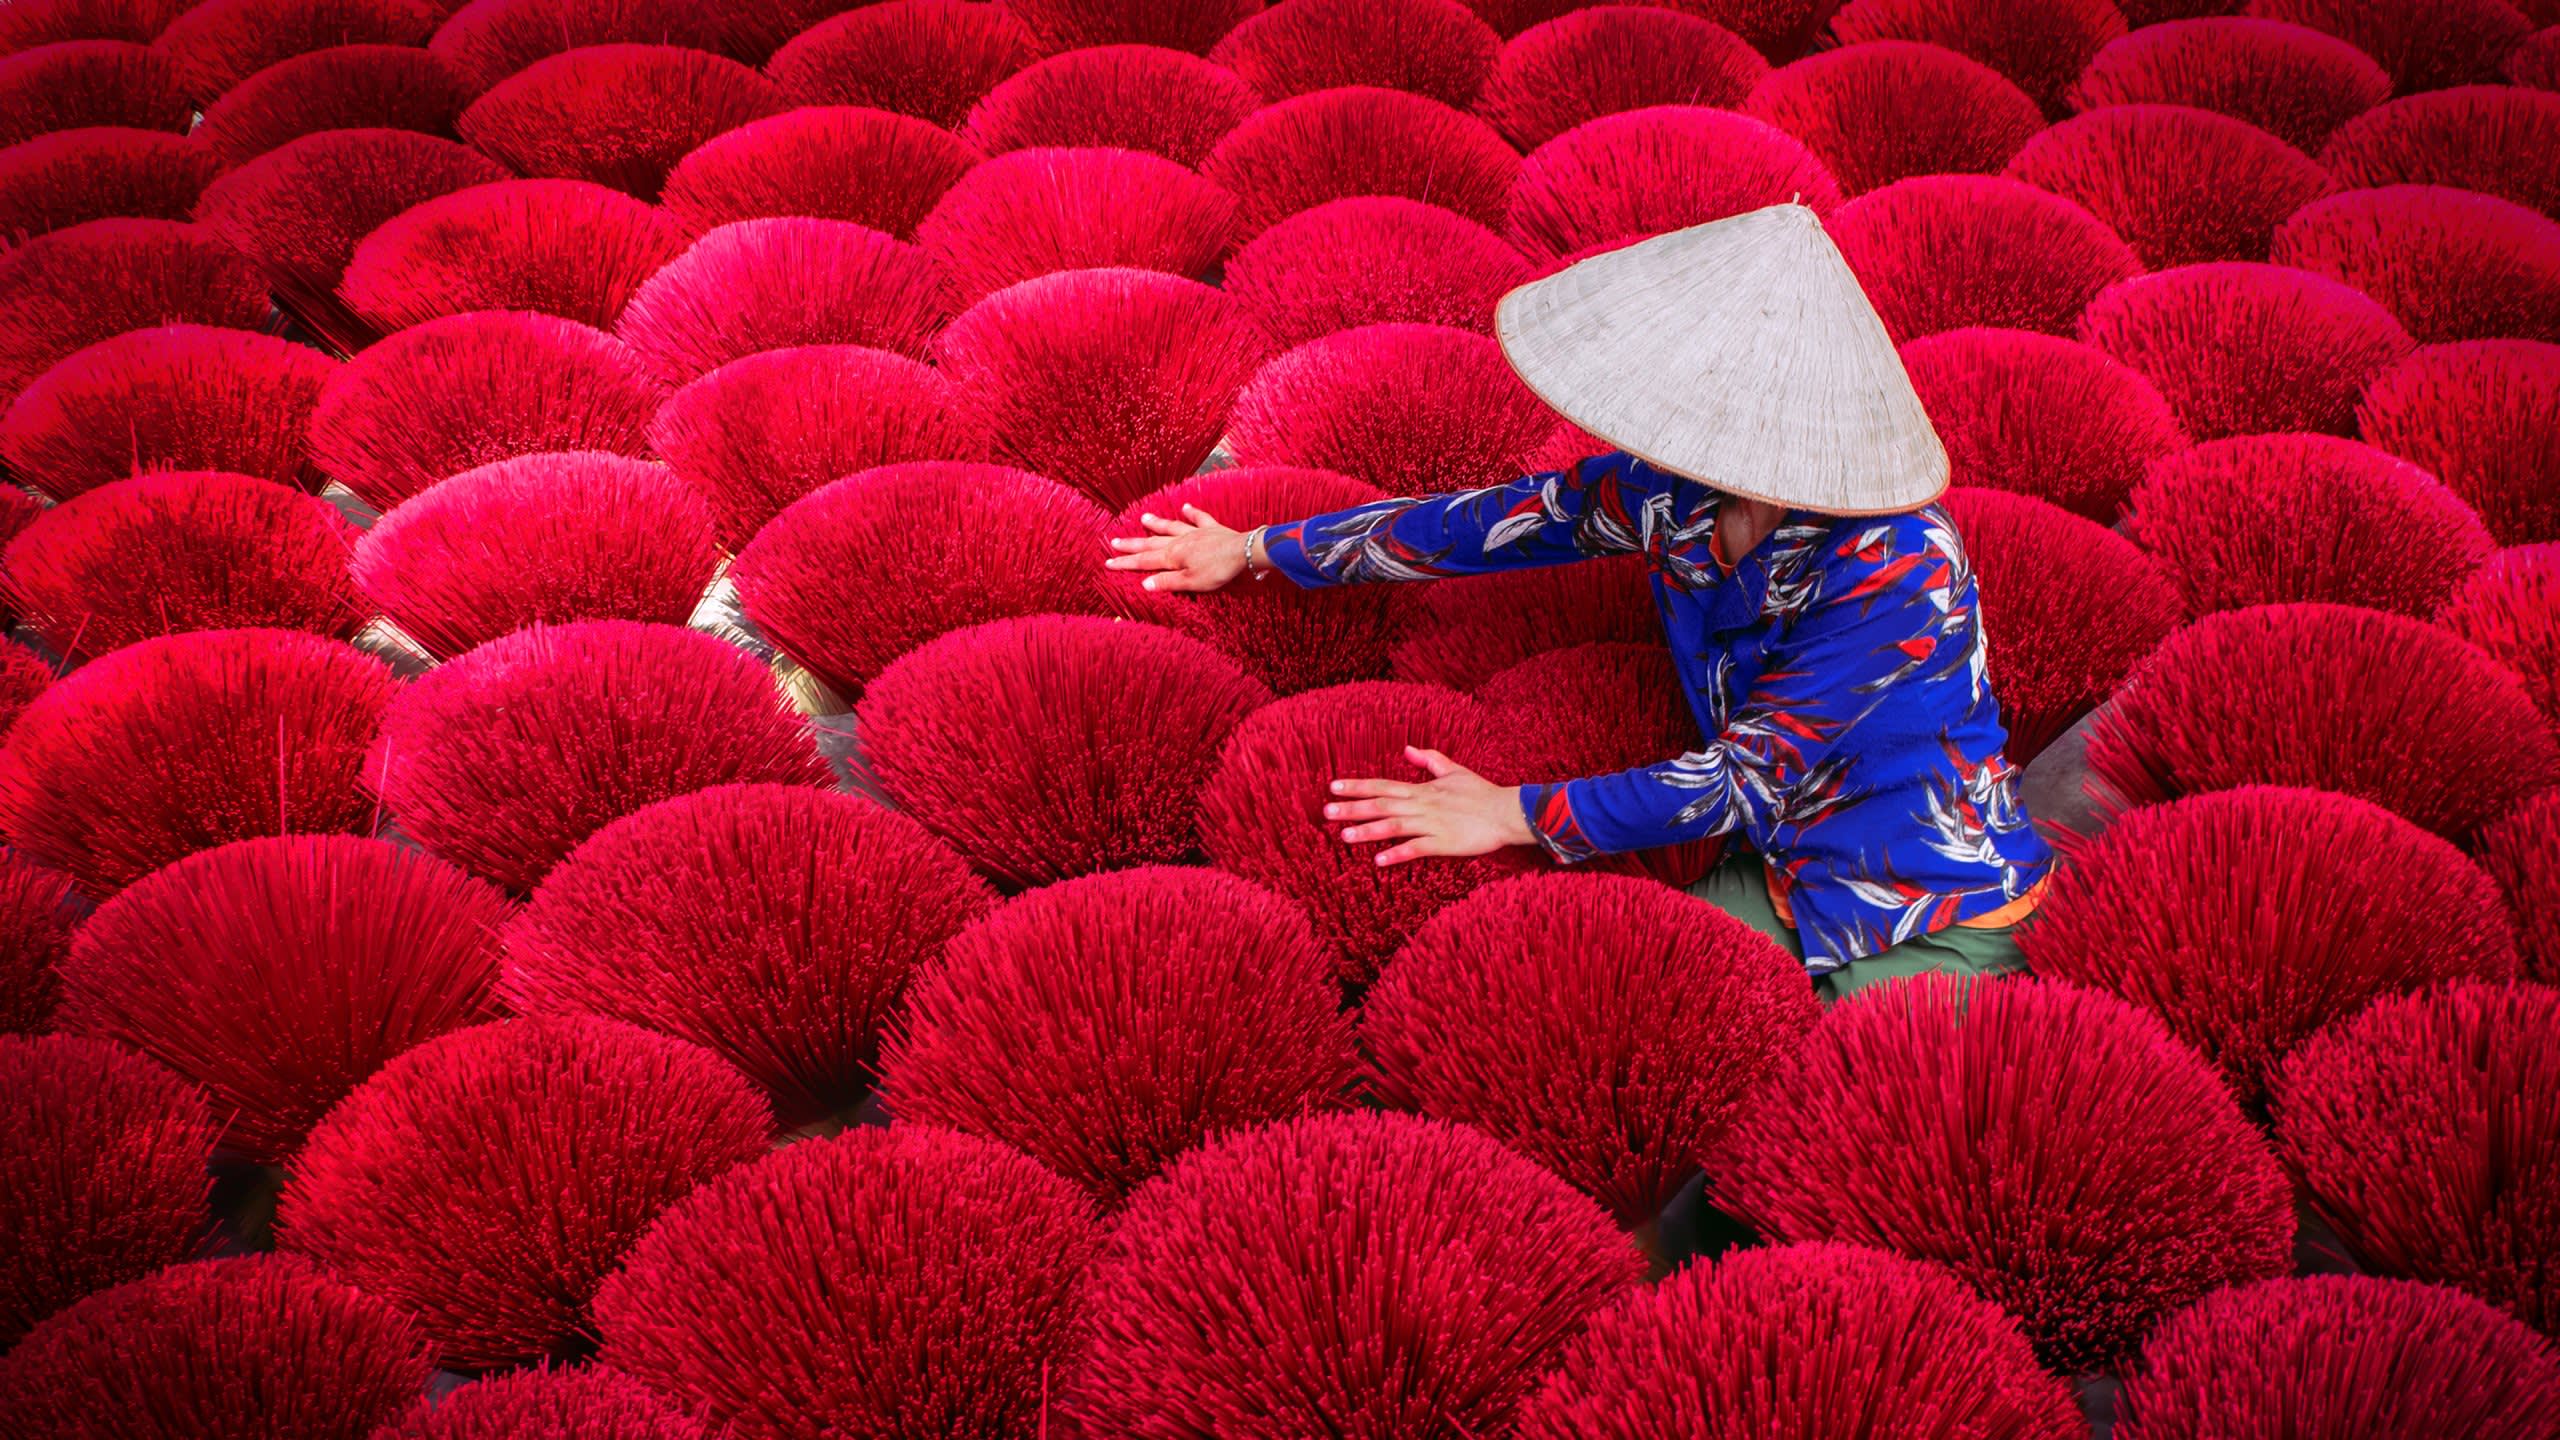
1493, 204, 1950, 517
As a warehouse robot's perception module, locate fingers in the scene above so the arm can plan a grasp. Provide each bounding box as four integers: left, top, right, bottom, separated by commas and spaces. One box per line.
1339, 818, 1417, 843
1329, 777, 1415, 801
1323, 798, 1417, 823
1138, 511, 1195, 537
1103, 534, 1176, 572
1141, 570, 1218, 593
1405, 745, 1470, 780
1180, 504, 1223, 530
1373, 836, 1448, 866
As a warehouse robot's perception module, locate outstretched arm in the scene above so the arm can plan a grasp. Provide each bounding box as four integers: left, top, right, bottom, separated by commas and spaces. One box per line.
1104, 452, 1665, 592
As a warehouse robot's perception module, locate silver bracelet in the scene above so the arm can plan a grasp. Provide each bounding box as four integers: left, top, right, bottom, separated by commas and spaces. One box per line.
1245, 525, 1274, 580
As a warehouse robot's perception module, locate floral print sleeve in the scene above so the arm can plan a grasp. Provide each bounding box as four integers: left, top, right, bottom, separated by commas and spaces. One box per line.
1258, 451, 1669, 584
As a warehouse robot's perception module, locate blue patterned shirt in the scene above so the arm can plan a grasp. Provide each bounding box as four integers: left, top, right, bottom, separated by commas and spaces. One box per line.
1262, 450, 2052, 972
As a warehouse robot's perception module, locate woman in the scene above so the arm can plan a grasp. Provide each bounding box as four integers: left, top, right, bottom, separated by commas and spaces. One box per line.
1109, 204, 2052, 999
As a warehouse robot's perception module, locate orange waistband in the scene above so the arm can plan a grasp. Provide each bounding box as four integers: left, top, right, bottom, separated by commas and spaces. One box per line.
1767, 867, 2050, 932
1957, 873, 2050, 929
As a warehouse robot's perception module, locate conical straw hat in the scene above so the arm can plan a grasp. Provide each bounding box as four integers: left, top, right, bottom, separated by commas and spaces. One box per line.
1493, 202, 1948, 515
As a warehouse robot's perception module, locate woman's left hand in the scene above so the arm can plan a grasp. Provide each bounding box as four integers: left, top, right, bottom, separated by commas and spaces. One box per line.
1324, 746, 1535, 866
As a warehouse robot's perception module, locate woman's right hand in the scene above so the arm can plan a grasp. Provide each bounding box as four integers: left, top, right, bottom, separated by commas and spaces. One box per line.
1104, 505, 1254, 592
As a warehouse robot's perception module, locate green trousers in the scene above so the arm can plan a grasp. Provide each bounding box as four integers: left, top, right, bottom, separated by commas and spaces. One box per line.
1689, 853, 2028, 1002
